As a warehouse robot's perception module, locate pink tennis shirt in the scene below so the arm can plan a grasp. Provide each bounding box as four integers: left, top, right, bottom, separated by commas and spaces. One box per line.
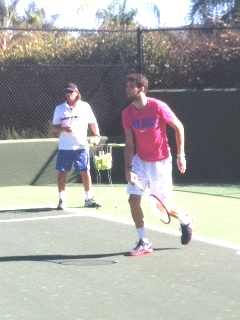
122, 97, 175, 161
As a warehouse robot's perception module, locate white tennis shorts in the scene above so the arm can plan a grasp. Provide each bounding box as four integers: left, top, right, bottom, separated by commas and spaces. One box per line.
127, 154, 174, 206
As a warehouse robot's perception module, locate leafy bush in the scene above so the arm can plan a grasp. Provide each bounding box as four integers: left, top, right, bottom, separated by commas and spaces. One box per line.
0, 27, 239, 89
0, 27, 239, 140
0, 121, 56, 140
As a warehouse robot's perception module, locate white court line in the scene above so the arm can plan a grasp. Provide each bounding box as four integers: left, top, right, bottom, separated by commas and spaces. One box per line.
77, 210, 240, 252
0, 212, 86, 223
0, 207, 239, 253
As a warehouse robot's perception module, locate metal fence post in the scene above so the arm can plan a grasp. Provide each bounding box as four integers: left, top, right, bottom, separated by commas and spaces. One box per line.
137, 27, 143, 74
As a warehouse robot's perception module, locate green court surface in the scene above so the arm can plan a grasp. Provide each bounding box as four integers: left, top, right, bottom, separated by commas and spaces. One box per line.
0, 183, 239, 246
0, 184, 239, 320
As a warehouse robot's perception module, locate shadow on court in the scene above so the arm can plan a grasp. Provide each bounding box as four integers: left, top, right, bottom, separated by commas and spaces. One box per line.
0, 209, 239, 320
0, 247, 179, 263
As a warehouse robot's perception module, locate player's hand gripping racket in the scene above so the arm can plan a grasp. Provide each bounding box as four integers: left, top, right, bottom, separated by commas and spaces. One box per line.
134, 179, 171, 224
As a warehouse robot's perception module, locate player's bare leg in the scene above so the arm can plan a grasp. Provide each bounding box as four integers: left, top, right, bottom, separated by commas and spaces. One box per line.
81, 170, 101, 208
57, 171, 68, 210
128, 194, 153, 256
80, 170, 92, 192
58, 171, 67, 192
128, 194, 144, 228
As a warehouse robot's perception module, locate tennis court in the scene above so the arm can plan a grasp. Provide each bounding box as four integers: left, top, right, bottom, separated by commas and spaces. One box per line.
0, 184, 239, 319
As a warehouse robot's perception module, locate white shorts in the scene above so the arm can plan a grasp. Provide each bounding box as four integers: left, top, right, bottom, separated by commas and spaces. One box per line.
127, 154, 174, 206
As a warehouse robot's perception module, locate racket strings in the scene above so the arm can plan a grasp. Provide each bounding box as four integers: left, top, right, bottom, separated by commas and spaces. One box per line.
149, 196, 170, 224
134, 179, 170, 224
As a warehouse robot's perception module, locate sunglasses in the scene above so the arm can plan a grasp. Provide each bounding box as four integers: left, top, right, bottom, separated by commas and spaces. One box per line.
65, 90, 75, 94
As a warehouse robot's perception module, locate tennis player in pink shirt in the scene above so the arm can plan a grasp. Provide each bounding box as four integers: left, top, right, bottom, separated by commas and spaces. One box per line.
122, 73, 193, 256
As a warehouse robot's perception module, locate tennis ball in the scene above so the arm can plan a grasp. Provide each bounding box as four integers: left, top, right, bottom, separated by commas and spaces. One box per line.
89, 141, 94, 147
89, 137, 95, 147
93, 153, 112, 170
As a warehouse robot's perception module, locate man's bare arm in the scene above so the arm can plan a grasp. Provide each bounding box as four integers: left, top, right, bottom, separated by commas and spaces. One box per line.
168, 117, 186, 174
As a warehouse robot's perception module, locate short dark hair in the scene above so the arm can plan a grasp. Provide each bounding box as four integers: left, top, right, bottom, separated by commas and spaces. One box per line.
127, 73, 149, 91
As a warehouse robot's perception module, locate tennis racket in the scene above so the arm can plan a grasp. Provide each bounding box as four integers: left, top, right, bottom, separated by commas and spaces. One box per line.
134, 179, 171, 224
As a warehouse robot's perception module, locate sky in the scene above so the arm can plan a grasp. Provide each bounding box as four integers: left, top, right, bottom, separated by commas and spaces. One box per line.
15, 0, 191, 29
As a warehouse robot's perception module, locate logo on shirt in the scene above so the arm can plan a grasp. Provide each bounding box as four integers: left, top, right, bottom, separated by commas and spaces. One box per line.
132, 117, 158, 131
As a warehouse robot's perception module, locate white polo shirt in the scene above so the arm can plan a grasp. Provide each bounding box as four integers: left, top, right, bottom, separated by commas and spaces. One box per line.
53, 100, 97, 150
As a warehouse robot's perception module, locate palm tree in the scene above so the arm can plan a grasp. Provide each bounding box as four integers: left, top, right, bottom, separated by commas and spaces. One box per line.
0, 0, 60, 52
95, 0, 160, 29
0, 0, 20, 27
0, 0, 22, 50
189, 0, 240, 25
23, 1, 60, 29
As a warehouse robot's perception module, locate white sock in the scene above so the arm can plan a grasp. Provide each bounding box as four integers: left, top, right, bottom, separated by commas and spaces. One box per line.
178, 213, 190, 225
85, 190, 93, 200
137, 227, 148, 241
59, 191, 66, 202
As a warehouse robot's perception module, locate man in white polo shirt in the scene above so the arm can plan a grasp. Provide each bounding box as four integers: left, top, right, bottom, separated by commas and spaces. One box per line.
53, 82, 101, 210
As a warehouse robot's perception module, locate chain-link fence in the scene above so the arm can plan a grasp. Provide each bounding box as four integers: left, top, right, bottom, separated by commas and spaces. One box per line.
0, 64, 132, 138
0, 27, 239, 139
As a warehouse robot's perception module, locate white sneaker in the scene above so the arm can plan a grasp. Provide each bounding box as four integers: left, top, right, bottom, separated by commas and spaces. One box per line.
84, 198, 101, 208
129, 239, 153, 256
